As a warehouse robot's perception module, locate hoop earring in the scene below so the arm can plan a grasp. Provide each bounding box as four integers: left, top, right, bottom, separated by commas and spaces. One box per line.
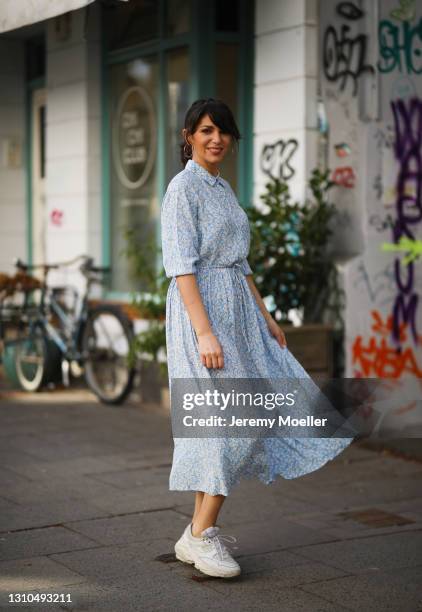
184, 143, 193, 159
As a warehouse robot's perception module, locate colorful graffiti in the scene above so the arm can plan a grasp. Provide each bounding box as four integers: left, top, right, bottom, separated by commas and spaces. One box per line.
322, 1, 374, 95
390, 97, 422, 345
320, 2, 422, 379
382, 236, 422, 265
334, 142, 351, 157
378, 17, 422, 74
50, 209, 64, 227
390, 0, 416, 23
260, 139, 298, 181
352, 310, 422, 378
352, 260, 396, 306
332, 166, 356, 188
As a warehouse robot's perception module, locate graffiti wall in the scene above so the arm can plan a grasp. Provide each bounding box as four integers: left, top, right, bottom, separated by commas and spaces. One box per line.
254, 0, 319, 206
319, 0, 422, 379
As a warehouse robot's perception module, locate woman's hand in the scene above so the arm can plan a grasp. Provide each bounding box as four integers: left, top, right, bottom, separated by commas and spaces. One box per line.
197, 332, 224, 369
265, 316, 287, 349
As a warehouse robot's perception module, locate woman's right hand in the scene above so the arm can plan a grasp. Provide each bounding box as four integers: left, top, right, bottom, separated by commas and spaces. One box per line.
197, 332, 224, 369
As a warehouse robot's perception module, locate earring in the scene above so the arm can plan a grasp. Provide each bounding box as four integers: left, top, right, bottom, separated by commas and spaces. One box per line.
184, 143, 193, 159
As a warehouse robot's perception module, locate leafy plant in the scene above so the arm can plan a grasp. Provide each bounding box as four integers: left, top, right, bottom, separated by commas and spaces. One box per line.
121, 228, 169, 381
246, 168, 345, 328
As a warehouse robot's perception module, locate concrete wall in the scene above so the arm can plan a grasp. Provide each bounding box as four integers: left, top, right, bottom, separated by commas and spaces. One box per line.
0, 38, 26, 274
254, 0, 319, 204
319, 0, 422, 379
45, 4, 102, 289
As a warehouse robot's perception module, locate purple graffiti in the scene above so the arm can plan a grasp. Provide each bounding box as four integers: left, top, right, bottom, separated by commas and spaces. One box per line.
390, 97, 422, 346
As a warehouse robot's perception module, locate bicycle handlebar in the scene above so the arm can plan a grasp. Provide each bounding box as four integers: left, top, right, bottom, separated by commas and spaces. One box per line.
14, 258, 60, 272
14, 255, 111, 276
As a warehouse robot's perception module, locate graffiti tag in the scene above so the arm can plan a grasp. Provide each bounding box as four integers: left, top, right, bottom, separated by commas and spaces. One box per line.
352, 310, 422, 378
323, 2, 374, 95
390, 97, 422, 345
390, 0, 416, 23
50, 209, 64, 227
332, 166, 356, 188
260, 139, 298, 181
378, 18, 422, 74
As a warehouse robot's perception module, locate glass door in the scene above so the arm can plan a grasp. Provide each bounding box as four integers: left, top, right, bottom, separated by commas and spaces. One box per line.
103, 0, 253, 294
166, 47, 190, 184
109, 56, 159, 292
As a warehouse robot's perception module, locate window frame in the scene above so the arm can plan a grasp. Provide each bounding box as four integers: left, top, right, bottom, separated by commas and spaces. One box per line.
100, 0, 254, 299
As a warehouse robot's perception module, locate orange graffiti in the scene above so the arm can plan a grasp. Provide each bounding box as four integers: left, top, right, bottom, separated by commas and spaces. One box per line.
352, 310, 422, 378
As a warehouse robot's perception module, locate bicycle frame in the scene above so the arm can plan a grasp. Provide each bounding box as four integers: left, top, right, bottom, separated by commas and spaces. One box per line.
9, 255, 136, 402
15, 255, 103, 364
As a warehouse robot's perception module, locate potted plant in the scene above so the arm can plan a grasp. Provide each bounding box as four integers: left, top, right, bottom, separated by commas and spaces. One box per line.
122, 230, 170, 406
246, 168, 345, 376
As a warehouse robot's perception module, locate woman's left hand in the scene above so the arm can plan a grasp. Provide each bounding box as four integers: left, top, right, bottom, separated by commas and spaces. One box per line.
266, 316, 287, 349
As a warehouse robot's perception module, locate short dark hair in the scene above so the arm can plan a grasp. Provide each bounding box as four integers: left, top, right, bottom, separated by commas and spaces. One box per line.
180, 98, 241, 166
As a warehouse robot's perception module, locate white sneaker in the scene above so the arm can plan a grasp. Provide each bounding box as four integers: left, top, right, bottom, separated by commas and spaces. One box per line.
174, 523, 241, 578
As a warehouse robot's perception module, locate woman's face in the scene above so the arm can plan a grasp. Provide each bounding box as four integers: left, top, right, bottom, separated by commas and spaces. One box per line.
184, 114, 232, 167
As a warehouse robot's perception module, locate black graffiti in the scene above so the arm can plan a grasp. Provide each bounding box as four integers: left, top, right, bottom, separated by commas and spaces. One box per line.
260, 139, 298, 181
368, 212, 395, 232
323, 2, 374, 96
336, 1, 363, 20
373, 175, 383, 199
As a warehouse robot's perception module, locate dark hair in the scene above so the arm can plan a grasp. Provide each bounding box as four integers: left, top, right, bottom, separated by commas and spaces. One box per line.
180, 98, 241, 166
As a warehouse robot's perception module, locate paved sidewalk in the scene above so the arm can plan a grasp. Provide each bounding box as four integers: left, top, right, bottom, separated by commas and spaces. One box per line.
0, 390, 421, 611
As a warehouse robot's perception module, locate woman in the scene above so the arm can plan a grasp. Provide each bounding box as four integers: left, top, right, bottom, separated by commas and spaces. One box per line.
161, 98, 353, 579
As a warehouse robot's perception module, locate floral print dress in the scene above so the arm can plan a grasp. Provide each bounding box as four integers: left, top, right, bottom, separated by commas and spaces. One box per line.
161, 159, 353, 496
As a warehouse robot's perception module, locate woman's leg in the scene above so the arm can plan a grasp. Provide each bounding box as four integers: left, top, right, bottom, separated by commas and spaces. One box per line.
191, 493, 226, 537
192, 491, 204, 524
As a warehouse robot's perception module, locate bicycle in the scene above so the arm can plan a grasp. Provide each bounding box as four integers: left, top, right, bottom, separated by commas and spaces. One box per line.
7, 254, 136, 405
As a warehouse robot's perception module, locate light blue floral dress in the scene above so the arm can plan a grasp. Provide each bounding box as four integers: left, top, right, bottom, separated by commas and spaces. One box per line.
161, 159, 353, 496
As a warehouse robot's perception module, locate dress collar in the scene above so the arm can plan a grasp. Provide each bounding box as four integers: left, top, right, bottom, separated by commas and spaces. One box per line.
185, 159, 224, 186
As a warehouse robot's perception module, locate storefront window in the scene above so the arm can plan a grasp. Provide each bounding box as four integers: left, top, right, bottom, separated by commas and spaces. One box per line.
166, 0, 190, 36
215, 43, 239, 191
109, 57, 159, 292
215, 0, 239, 32
103, 0, 253, 294
104, 0, 159, 50
166, 48, 190, 183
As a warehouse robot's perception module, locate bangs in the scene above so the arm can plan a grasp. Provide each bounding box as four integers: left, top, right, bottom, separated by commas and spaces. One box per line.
189, 98, 241, 140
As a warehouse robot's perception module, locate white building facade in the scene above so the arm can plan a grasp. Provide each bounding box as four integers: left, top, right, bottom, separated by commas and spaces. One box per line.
0, 0, 421, 379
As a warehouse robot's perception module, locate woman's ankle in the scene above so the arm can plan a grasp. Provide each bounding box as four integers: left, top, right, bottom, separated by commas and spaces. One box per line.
191, 521, 211, 538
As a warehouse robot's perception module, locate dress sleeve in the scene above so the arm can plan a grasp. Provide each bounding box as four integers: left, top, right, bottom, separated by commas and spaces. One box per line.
239, 257, 253, 275
161, 180, 200, 278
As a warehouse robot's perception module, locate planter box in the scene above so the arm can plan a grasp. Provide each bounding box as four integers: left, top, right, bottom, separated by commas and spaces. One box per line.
139, 360, 168, 405
282, 323, 334, 378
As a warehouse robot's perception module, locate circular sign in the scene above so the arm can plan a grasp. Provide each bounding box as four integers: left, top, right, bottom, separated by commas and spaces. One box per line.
112, 85, 156, 190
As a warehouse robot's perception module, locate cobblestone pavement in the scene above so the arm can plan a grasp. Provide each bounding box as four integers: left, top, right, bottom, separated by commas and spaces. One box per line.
0, 390, 421, 611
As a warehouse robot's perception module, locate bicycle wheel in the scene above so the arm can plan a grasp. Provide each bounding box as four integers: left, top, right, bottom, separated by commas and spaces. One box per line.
15, 324, 48, 391
81, 304, 136, 404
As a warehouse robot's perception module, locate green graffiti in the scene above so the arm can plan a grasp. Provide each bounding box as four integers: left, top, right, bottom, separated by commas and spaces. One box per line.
378, 18, 422, 74
390, 0, 416, 23
381, 237, 422, 264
